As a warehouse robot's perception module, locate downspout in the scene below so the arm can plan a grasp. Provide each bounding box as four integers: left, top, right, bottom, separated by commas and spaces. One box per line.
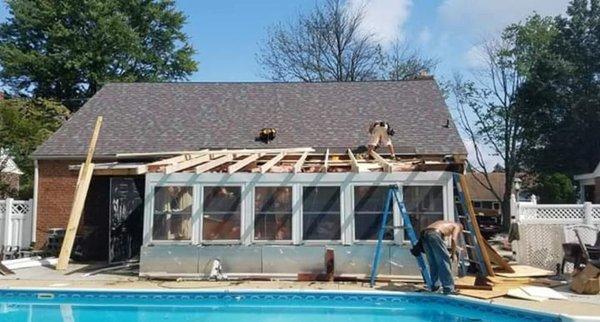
32, 159, 39, 244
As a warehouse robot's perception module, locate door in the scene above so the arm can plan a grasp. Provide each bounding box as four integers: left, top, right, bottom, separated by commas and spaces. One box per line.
108, 177, 144, 263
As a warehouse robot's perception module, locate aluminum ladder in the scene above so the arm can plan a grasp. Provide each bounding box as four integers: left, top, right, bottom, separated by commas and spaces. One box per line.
369, 184, 432, 288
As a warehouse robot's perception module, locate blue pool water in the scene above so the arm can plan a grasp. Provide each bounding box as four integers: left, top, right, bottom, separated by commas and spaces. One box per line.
0, 289, 559, 322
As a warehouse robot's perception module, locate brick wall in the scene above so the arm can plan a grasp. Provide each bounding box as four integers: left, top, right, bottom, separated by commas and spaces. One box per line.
36, 160, 79, 247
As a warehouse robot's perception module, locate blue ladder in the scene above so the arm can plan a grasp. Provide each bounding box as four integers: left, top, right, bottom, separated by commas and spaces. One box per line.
369, 185, 432, 288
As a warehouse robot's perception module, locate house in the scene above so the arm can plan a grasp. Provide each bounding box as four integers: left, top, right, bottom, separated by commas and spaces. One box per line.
31, 79, 467, 277
465, 172, 504, 217
0, 150, 23, 197
574, 161, 600, 203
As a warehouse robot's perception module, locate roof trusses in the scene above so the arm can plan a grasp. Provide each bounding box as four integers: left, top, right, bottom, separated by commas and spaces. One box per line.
71, 147, 465, 176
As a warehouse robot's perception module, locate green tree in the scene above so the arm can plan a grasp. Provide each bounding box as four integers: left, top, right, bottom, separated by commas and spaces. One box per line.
0, 98, 70, 197
0, 0, 197, 109
515, 0, 600, 176
532, 173, 577, 204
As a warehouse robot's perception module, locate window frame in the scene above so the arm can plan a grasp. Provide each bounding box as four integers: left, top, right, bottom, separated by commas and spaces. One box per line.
350, 183, 400, 244
149, 183, 196, 245
200, 184, 244, 245
251, 185, 294, 245
401, 184, 446, 244
300, 184, 343, 244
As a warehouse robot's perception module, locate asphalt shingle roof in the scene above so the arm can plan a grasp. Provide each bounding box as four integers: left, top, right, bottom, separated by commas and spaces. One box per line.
33, 80, 467, 158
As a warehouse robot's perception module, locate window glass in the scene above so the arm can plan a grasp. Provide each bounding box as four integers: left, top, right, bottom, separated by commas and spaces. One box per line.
153, 186, 193, 241
254, 187, 292, 241
203, 186, 241, 240
302, 186, 341, 240
403, 186, 443, 237
354, 186, 393, 240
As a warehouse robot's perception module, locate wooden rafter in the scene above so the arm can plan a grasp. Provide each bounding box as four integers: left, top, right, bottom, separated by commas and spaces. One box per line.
164, 154, 211, 174
321, 149, 330, 173
228, 153, 264, 174
293, 151, 309, 173
260, 152, 286, 173
146, 150, 209, 171
117, 147, 313, 158
347, 149, 360, 172
195, 154, 233, 173
370, 150, 392, 172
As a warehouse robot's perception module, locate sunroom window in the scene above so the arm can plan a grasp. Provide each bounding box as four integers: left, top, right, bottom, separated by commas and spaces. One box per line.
302, 186, 341, 240
354, 186, 393, 240
403, 186, 443, 237
152, 186, 193, 241
254, 187, 292, 241
203, 186, 241, 241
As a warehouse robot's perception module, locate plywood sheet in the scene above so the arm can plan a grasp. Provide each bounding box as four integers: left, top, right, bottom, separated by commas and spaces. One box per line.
495, 265, 554, 278
458, 289, 507, 299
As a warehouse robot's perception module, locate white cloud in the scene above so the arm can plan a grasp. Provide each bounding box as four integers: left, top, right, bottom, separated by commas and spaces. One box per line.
418, 27, 432, 45
346, 0, 412, 46
438, 0, 570, 35
465, 45, 486, 69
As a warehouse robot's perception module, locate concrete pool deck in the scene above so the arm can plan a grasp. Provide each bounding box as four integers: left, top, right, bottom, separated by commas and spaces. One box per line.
1, 264, 599, 319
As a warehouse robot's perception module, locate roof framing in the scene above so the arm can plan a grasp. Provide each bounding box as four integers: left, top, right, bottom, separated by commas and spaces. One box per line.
70, 147, 464, 176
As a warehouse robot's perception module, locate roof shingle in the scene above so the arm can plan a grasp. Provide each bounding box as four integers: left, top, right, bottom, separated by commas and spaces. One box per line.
33, 80, 467, 158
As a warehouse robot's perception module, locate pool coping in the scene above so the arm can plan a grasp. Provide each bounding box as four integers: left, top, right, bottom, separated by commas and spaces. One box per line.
0, 286, 594, 321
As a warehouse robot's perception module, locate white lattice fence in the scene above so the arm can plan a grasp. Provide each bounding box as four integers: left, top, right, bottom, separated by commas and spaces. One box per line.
513, 196, 600, 271
0, 198, 33, 248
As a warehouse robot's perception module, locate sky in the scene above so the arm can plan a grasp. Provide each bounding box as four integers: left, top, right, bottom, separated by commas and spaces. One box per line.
0, 0, 572, 81
0, 0, 573, 167
171, 0, 571, 82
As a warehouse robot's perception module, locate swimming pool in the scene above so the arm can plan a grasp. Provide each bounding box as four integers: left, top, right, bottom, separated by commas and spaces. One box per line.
0, 289, 560, 322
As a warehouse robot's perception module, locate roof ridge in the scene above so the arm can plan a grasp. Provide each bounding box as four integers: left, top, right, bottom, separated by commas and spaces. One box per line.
103, 78, 436, 86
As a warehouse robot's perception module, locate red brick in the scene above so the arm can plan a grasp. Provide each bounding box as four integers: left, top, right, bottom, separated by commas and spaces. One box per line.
35, 160, 79, 247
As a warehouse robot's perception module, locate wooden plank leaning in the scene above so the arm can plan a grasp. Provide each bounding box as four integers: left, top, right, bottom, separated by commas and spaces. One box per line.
56, 116, 103, 270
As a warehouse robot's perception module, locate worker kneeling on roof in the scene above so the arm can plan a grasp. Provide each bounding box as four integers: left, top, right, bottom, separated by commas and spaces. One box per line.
367, 121, 397, 160
412, 220, 463, 295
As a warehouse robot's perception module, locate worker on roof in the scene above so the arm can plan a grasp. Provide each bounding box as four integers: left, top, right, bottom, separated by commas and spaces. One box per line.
367, 121, 397, 160
413, 220, 463, 295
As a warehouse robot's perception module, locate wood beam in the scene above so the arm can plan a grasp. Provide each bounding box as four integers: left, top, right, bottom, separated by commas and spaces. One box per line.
195, 154, 233, 173
164, 154, 211, 174
293, 151, 309, 173
347, 149, 360, 172
228, 153, 264, 174
321, 149, 330, 173
369, 150, 392, 172
117, 147, 313, 158
56, 116, 102, 270
145, 150, 210, 171
260, 152, 286, 173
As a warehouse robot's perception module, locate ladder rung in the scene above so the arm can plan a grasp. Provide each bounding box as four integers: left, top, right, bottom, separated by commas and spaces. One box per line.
384, 225, 404, 230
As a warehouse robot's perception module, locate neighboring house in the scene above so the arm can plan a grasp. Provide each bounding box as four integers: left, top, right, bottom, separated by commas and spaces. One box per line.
32, 79, 467, 277
574, 161, 600, 203
0, 151, 23, 197
465, 172, 504, 217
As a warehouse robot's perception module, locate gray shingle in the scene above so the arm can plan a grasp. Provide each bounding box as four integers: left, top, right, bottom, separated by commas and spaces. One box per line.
32, 80, 467, 158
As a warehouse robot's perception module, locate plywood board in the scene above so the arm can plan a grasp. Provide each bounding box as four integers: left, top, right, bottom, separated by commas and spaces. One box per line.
458, 289, 507, 299
506, 288, 547, 302
495, 265, 554, 278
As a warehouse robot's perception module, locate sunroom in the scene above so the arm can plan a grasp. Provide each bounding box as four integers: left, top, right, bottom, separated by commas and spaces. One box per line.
120, 148, 464, 278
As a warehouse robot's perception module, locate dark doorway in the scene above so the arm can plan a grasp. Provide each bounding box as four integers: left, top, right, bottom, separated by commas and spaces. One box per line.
109, 177, 144, 263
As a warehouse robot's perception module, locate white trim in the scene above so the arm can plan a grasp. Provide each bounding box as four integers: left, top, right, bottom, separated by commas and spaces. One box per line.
32, 160, 39, 243
143, 172, 453, 247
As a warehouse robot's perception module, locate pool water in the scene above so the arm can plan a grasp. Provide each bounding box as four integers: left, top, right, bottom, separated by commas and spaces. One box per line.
0, 289, 559, 322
